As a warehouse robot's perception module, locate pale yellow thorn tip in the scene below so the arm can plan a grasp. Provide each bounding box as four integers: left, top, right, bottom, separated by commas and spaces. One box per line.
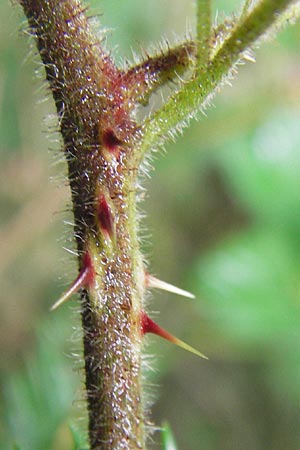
50, 289, 73, 311
50, 270, 86, 311
142, 312, 208, 360
146, 274, 195, 299
172, 337, 208, 360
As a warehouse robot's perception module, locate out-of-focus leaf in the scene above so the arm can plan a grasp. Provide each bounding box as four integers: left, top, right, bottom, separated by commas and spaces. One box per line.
161, 422, 178, 450
70, 424, 89, 450
217, 109, 300, 229
13, 444, 23, 450
193, 228, 300, 351
0, 316, 80, 450
262, 333, 300, 407
89, 0, 176, 58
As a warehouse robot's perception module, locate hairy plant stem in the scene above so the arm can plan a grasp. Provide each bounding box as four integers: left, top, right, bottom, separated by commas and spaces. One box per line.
20, 0, 145, 448
19, 0, 198, 447
196, 0, 211, 67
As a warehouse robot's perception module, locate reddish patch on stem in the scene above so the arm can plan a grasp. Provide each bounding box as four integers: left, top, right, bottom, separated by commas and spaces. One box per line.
97, 194, 114, 241
81, 251, 95, 287
102, 128, 122, 153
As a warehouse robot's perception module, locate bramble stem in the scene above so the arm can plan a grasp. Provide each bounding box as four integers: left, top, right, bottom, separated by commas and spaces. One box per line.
20, 0, 145, 448
19, 0, 197, 447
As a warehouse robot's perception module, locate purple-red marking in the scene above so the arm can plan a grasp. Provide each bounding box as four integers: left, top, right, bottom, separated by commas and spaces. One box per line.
102, 128, 122, 153
50, 251, 95, 310
97, 194, 115, 241
81, 251, 95, 287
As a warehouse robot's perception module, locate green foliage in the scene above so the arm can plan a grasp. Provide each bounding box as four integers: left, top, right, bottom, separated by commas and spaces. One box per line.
0, 316, 80, 450
161, 423, 178, 450
194, 108, 300, 349
13, 445, 24, 450
70, 424, 89, 450
218, 109, 300, 228
195, 228, 300, 346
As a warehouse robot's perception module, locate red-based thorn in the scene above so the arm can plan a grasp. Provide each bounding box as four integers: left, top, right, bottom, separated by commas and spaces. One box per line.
102, 128, 122, 154
50, 252, 94, 311
140, 311, 208, 359
97, 193, 115, 242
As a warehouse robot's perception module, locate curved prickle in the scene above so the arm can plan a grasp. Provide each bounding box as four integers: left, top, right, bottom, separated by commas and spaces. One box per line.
140, 311, 207, 359
50, 252, 94, 311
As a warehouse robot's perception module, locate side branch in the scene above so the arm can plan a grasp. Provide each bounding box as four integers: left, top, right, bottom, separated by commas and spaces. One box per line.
123, 41, 196, 105
137, 0, 297, 162
196, 0, 212, 68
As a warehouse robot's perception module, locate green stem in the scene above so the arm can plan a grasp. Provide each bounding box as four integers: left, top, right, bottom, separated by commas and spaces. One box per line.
196, 0, 212, 68
241, 0, 254, 18
137, 0, 296, 161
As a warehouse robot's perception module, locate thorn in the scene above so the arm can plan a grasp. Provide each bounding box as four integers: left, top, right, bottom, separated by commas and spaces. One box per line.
50, 253, 94, 311
145, 273, 195, 299
97, 193, 115, 243
140, 311, 208, 359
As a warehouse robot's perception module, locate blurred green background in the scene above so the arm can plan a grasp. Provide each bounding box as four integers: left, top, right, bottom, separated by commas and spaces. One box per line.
1, 0, 300, 449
